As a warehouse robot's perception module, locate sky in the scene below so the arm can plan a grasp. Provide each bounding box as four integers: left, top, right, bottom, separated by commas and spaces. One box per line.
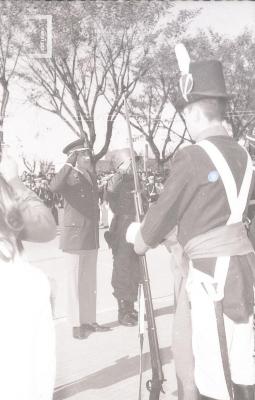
3, 0, 255, 171
177, 1, 255, 36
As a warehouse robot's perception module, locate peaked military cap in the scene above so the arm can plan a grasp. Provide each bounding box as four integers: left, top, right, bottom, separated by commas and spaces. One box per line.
62, 138, 91, 155
176, 59, 229, 111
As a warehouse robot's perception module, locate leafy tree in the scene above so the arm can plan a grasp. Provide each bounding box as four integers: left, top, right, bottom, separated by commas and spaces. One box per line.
123, 8, 200, 167
129, 26, 255, 166
23, 0, 175, 167
0, 0, 44, 143
184, 29, 255, 140
0, 0, 25, 141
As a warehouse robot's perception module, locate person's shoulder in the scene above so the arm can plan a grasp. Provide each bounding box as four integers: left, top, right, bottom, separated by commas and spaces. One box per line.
207, 135, 248, 163
172, 144, 200, 166
164, 144, 203, 184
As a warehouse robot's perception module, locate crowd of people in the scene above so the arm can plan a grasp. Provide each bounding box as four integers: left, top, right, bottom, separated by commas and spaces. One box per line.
21, 171, 63, 225
98, 170, 167, 203
20, 168, 169, 230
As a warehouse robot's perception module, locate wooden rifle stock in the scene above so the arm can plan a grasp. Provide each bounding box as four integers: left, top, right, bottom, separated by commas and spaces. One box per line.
134, 192, 165, 400
123, 96, 165, 400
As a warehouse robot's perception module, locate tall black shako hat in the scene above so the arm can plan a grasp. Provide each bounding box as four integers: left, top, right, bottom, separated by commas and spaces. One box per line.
174, 44, 228, 111
62, 138, 91, 155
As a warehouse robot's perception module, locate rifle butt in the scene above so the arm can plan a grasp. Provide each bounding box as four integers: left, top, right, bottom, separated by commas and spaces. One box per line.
140, 256, 165, 398
147, 378, 165, 400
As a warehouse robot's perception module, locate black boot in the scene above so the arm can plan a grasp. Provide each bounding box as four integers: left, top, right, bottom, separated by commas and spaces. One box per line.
118, 299, 137, 327
126, 301, 138, 321
233, 383, 254, 400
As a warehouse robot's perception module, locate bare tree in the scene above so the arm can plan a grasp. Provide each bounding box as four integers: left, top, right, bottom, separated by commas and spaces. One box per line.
39, 159, 54, 175
21, 155, 54, 175
21, 155, 36, 174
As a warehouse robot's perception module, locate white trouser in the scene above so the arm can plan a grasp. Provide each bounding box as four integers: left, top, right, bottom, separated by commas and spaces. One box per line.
192, 140, 255, 398
64, 250, 98, 326
101, 202, 109, 227
188, 266, 255, 400
108, 206, 114, 227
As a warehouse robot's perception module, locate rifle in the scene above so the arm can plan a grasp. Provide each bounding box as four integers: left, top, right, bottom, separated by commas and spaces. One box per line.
123, 94, 165, 400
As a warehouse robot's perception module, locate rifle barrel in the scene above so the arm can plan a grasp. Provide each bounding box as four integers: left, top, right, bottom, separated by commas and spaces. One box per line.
123, 94, 164, 400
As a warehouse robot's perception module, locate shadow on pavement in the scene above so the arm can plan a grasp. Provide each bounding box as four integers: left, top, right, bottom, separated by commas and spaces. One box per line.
54, 346, 173, 400
105, 305, 175, 329
154, 305, 175, 318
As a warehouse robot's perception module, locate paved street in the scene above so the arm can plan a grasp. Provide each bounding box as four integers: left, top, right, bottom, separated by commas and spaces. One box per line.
23, 229, 178, 400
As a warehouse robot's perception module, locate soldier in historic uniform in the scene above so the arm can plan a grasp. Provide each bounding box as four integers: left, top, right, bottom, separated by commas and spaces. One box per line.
105, 149, 147, 326
127, 49, 255, 399
49, 139, 110, 339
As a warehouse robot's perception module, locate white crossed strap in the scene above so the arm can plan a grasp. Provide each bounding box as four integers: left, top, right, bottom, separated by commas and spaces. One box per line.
193, 139, 253, 301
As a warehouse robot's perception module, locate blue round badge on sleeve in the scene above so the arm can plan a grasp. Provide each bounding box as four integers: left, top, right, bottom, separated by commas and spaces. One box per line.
208, 170, 219, 183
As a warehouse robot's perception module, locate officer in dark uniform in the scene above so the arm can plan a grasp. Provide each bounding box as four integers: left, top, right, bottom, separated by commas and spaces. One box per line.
49, 139, 110, 339
105, 148, 147, 326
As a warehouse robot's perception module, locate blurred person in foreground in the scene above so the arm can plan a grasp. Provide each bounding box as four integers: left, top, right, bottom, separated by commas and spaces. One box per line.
0, 147, 56, 400
127, 49, 255, 399
49, 139, 110, 339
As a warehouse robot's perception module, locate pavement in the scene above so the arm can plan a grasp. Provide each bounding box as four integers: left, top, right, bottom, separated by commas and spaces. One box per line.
23, 228, 178, 400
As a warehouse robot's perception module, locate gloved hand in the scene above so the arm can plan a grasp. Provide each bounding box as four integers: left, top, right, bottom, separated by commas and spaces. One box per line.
126, 222, 141, 244
67, 151, 78, 166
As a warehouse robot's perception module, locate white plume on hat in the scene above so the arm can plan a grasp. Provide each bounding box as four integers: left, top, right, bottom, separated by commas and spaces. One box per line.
175, 43, 190, 75
175, 43, 193, 102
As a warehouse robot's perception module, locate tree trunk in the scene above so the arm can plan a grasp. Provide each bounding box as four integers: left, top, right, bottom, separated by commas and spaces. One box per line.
0, 117, 3, 143
157, 159, 165, 174
0, 84, 9, 145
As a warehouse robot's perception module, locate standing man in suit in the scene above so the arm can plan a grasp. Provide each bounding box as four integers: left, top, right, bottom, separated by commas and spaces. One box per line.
50, 139, 110, 339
